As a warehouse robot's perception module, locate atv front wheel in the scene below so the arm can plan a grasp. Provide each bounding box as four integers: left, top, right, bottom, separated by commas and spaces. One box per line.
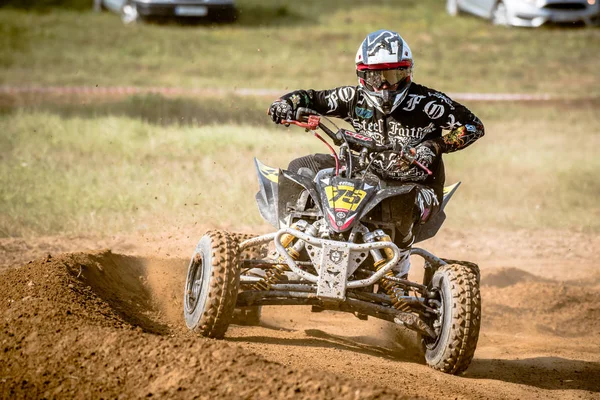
184, 230, 240, 338
421, 263, 481, 374
229, 232, 265, 326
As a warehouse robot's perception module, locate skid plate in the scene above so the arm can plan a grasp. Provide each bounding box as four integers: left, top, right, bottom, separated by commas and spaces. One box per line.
317, 242, 350, 300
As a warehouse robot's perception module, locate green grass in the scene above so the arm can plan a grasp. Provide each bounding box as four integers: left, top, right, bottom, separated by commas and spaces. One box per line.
0, 0, 599, 96
0, 93, 272, 127
1, 97, 598, 237
1, 0, 599, 237
444, 101, 600, 232
0, 105, 322, 237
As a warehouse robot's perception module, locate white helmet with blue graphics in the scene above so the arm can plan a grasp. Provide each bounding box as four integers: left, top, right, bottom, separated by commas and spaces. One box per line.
355, 30, 414, 114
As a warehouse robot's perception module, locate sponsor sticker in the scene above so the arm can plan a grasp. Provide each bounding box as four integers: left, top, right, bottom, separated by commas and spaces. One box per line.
355, 107, 373, 119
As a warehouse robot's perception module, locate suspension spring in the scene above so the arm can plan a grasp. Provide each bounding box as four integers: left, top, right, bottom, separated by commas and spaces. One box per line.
252, 221, 313, 291
252, 248, 299, 291
371, 231, 412, 312
378, 269, 412, 312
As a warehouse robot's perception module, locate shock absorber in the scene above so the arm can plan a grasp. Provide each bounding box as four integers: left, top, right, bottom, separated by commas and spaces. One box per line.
252, 221, 314, 290
364, 230, 412, 312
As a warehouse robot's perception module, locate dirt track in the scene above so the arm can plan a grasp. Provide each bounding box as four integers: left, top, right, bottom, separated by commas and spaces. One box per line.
1, 228, 599, 399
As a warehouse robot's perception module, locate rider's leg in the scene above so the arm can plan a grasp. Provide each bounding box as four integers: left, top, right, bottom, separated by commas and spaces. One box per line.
393, 186, 441, 279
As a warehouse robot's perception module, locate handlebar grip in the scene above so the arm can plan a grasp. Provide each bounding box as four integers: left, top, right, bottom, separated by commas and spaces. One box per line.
295, 107, 319, 121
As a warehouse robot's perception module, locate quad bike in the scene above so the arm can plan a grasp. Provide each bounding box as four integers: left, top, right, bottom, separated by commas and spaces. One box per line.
184, 108, 481, 375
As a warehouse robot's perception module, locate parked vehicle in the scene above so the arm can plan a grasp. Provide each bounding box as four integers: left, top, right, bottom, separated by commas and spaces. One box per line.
100, 0, 236, 24
446, 0, 600, 27
183, 109, 482, 374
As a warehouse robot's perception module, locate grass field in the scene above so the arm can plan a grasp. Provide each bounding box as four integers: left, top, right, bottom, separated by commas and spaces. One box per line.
0, 1, 599, 238
1, 0, 599, 96
1, 94, 598, 237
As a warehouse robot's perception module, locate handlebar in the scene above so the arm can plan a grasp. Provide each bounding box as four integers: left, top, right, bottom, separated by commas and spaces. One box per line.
278, 107, 433, 176
295, 107, 319, 121
282, 107, 343, 146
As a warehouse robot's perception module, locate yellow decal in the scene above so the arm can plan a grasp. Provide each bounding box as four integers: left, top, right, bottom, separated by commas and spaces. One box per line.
258, 163, 279, 183
443, 126, 466, 147
443, 182, 460, 196
325, 185, 367, 212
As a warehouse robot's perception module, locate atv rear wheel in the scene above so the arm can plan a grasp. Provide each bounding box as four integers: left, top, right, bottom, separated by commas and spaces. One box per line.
184, 230, 240, 338
421, 263, 481, 374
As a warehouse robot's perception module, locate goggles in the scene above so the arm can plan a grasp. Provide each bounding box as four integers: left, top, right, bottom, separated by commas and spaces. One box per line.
357, 67, 412, 91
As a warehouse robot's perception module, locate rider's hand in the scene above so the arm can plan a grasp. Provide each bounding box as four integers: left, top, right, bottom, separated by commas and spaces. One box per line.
413, 140, 441, 170
268, 99, 294, 124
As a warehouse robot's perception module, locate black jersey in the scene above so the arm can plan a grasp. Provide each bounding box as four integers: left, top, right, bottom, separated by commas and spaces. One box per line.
281, 83, 485, 194
283, 83, 484, 153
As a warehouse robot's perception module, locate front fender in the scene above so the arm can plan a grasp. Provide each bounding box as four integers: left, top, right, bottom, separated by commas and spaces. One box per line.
360, 183, 419, 218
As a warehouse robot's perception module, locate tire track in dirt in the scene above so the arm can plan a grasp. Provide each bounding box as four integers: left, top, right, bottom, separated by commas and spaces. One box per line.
0, 251, 408, 399
224, 262, 600, 400
1, 234, 599, 399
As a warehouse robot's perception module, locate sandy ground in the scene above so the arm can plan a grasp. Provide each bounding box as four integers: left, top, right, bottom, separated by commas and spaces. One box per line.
1, 227, 599, 399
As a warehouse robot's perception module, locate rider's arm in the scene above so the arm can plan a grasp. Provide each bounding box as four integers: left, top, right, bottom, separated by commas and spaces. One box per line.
278, 87, 357, 119
429, 97, 485, 154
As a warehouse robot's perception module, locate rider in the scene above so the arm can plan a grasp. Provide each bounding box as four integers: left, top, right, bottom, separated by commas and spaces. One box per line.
268, 29, 485, 277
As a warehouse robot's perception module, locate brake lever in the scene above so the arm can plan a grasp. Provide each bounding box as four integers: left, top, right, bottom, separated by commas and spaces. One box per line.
400, 147, 433, 176
281, 115, 321, 131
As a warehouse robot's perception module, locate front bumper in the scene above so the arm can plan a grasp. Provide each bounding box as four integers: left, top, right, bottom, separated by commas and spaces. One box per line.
134, 1, 235, 19
506, 0, 600, 27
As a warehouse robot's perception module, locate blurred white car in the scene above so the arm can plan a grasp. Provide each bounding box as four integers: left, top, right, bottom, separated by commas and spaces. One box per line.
446, 0, 600, 27
100, 0, 236, 24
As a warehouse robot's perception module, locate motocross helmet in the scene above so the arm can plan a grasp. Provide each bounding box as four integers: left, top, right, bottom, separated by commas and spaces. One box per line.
355, 30, 414, 114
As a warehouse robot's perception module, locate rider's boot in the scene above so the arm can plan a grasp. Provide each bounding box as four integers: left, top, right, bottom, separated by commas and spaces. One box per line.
393, 220, 415, 280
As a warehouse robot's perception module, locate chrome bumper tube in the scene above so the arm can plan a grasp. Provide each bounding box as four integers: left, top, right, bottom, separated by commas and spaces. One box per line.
273, 227, 402, 288
411, 247, 448, 267
239, 228, 402, 289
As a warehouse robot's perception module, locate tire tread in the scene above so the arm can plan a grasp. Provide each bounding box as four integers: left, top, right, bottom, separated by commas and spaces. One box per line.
426, 263, 481, 374
230, 232, 268, 261
195, 230, 240, 339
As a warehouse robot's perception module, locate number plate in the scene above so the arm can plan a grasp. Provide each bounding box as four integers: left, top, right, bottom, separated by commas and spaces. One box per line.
175, 6, 208, 16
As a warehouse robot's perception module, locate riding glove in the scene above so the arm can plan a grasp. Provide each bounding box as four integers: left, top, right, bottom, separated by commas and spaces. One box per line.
414, 140, 441, 169
268, 99, 294, 124
398, 140, 441, 182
